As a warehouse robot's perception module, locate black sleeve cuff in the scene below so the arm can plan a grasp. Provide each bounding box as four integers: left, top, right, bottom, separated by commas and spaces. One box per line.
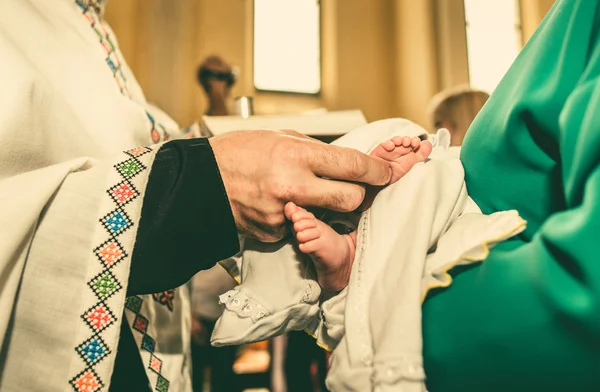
128, 138, 239, 295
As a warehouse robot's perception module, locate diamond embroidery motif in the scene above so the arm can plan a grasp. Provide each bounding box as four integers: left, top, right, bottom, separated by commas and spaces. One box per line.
100, 40, 111, 54
133, 314, 149, 334
125, 296, 143, 313
94, 240, 126, 267
100, 209, 132, 236
88, 270, 122, 300
76, 336, 110, 366
92, 25, 103, 40
106, 57, 117, 73
125, 146, 152, 158
82, 304, 116, 333
108, 181, 139, 205
152, 289, 175, 312
75, 0, 88, 11
71, 5, 170, 390
141, 335, 156, 352
149, 354, 163, 374
151, 129, 160, 143
105, 34, 116, 52
114, 158, 146, 179
156, 375, 170, 392
146, 111, 155, 124
70, 369, 103, 392
84, 12, 94, 24
108, 51, 121, 68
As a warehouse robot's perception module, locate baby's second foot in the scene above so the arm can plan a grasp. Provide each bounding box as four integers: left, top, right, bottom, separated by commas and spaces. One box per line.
370, 136, 433, 184
284, 202, 356, 292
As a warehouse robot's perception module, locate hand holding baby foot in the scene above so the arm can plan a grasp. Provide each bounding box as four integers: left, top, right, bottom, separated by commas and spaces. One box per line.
370, 135, 432, 183
283, 136, 431, 290
285, 202, 356, 292
359, 136, 433, 211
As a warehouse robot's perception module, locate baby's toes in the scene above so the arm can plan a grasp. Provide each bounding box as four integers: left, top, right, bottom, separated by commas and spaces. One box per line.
298, 241, 320, 254
381, 139, 396, 152
296, 228, 321, 243
284, 202, 301, 220
291, 208, 314, 224
416, 140, 433, 160
293, 218, 317, 233
390, 136, 411, 148
410, 136, 421, 150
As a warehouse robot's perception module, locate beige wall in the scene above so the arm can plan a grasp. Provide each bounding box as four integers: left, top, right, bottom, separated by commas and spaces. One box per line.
520, 0, 556, 43
105, 0, 554, 130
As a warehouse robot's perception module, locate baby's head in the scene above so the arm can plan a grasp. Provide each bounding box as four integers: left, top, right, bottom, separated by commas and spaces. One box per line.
428, 86, 489, 146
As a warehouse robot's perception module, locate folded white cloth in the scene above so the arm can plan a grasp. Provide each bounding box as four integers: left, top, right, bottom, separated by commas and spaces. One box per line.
323, 120, 525, 392
212, 240, 321, 346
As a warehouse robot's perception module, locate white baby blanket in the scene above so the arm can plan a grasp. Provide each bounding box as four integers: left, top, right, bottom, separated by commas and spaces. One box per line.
213, 119, 525, 391
322, 120, 525, 391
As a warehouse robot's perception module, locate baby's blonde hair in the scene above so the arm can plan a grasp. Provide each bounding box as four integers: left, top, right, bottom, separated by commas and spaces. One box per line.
428, 86, 490, 145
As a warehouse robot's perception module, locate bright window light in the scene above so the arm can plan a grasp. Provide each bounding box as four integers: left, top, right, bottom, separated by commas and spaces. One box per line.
464, 0, 522, 93
254, 0, 321, 94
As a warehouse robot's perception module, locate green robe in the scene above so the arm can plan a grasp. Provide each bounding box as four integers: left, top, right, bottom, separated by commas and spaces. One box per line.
423, 0, 600, 390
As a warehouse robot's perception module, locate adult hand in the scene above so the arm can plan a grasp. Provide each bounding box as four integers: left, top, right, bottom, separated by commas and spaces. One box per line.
209, 130, 392, 242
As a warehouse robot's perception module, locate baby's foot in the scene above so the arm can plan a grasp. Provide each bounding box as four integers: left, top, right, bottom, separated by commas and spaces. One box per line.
285, 202, 356, 292
370, 136, 433, 184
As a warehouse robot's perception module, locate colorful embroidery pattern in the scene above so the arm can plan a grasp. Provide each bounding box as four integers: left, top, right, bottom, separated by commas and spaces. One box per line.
71, 3, 175, 390
147, 112, 170, 143
125, 296, 171, 391
70, 146, 169, 391
75, 1, 170, 143
152, 289, 176, 312
82, 304, 116, 333
94, 240, 127, 268
76, 0, 130, 98
182, 123, 201, 139
77, 0, 106, 15
70, 369, 104, 392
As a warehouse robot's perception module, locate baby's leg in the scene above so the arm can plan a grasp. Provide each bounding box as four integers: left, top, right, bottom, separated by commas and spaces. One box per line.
371, 136, 432, 184
285, 202, 357, 292
284, 137, 432, 291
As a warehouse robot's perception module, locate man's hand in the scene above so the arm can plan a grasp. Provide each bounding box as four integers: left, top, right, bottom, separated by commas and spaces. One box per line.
209, 130, 392, 242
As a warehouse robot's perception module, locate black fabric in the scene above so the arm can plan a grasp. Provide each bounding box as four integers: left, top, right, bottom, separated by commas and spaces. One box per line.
111, 138, 239, 390
285, 331, 329, 392
110, 319, 152, 392
128, 138, 239, 295
191, 319, 240, 392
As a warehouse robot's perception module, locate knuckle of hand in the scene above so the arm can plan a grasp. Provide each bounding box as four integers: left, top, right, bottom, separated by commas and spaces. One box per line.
348, 154, 368, 180
265, 211, 285, 228
343, 187, 365, 211
272, 137, 300, 163
277, 182, 304, 202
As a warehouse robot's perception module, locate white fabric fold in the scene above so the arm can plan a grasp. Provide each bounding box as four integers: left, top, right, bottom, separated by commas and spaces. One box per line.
0, 1, 194, 390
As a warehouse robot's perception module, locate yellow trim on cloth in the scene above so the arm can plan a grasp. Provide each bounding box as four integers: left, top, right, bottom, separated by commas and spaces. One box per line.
421, 217, 527, 303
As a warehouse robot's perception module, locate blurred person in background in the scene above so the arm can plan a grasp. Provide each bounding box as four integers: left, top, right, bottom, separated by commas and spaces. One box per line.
197, 55, 237, 116
428, 86, 489, 146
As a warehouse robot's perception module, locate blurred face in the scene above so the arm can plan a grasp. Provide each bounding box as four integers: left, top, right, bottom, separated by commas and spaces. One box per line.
433, 117, 463, 146
433, 117, 454, 133
199, 56, 236, 97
